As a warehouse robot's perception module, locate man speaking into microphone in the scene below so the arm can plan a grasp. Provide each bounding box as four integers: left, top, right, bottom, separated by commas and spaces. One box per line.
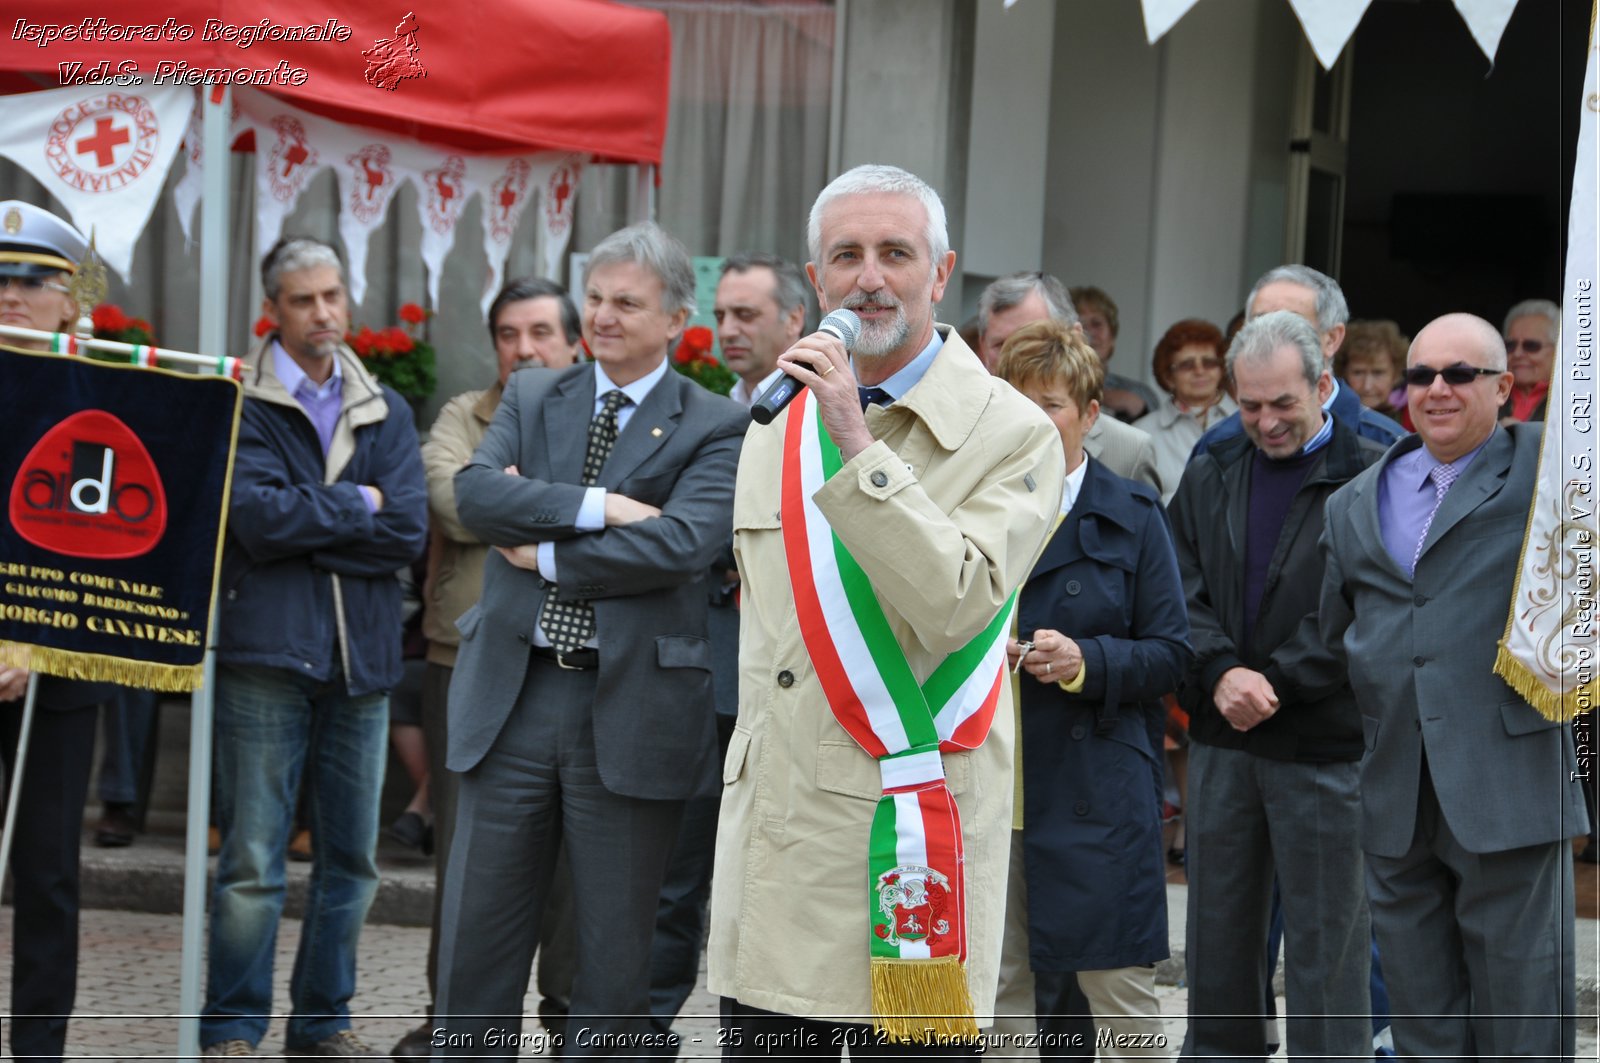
708, 164, 1064, 1055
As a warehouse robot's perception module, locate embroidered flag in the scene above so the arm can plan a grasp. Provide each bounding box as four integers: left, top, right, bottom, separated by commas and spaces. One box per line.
0, 346, 241, 690
0, 84, 193, 280
1494, 15, 1599, 722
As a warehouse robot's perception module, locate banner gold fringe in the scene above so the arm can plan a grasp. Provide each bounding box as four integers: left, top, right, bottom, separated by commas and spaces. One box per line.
1494, 643, 1595, 724
0, 641, 202, 692
870, 955, 979, 1044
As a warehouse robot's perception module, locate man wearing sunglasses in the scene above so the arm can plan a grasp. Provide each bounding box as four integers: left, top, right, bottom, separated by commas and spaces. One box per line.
1318, 312, 1587, 1060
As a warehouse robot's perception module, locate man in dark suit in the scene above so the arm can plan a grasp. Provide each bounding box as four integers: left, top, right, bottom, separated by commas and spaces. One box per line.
433, 222, 748, 1059
1319, 312, 1588, 1060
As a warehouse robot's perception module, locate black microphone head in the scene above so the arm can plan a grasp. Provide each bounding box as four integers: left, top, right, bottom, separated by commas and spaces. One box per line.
817, 308, 862, 348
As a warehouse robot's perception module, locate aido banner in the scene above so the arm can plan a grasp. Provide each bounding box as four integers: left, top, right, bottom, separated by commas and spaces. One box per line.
0, 346, 241, 690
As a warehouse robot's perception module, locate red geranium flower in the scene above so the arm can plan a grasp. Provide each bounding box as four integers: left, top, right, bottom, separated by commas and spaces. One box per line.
253, 315, 274, 338
93, 303, 128, 333
398, 302, 428, 325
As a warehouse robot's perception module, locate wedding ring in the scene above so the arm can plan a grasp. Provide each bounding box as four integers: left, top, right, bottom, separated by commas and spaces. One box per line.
1045, 663, 1051, 676
821, 363, 835, 377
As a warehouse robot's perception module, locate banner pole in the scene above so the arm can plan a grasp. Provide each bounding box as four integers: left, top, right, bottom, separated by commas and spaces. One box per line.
178, 81, 232, 1063
0, 672, 41, 902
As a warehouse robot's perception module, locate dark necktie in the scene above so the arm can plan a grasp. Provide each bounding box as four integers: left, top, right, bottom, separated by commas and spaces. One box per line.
538, 389, 630, 653
1410, 461, 1460, 575
859, 386, 892, 411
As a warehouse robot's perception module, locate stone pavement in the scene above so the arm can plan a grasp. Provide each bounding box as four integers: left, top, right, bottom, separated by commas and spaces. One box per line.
2, 829, 1596, 1059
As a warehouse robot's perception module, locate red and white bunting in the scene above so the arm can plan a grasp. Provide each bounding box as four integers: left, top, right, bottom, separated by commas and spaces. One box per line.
0, 83, 194, 280
202, 89, 581, 308
540, 156, 583, 284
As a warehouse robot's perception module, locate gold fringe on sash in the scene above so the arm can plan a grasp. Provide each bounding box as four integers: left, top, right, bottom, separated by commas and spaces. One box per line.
0, 641, 203, 692
870, 955, 979, 1044
1493, 642, 1595, 724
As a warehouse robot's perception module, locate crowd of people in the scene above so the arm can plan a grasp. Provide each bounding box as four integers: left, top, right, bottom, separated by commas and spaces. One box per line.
0, 157, 1590, 1063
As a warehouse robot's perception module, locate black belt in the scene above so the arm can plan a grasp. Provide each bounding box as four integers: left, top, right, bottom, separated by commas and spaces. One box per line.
530, 645, 598, 670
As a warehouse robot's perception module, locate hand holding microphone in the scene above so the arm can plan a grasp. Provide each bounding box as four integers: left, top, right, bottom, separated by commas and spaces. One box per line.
749, 308, 862, 426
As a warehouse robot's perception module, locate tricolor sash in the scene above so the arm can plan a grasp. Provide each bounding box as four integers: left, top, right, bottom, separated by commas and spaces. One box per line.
780, 391, 1012, 1042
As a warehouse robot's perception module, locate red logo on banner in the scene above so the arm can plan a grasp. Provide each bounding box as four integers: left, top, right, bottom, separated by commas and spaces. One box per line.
268, 116, 319, 203
10, 411, 168, 559
363, 12, 427, 91
347, 144, 393, 222
45, 94, 160, 194
544, 160, 579, 240
423, 155, 465, 235
489, 159, 531, 243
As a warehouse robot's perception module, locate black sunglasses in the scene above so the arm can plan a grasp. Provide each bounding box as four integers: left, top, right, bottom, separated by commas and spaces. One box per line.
1403, 364, 1502, 388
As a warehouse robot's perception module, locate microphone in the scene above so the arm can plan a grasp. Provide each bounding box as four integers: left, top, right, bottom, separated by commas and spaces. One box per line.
749, 309, 862, 426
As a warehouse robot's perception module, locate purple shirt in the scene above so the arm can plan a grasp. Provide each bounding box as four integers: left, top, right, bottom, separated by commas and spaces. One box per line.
272, 340, 343, 455
1377, 429, 1495, 576
271, 341, 377, 512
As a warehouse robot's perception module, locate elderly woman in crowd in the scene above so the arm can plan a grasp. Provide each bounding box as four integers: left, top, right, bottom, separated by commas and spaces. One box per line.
993, 319, 1192, 1056
1133, 318, 1236, 504
1500, 298, 1558, 423
1333, 319, 1408, 420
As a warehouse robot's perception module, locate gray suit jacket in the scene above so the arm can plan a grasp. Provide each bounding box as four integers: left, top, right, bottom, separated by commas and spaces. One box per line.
1319, 423, 1588, 856
446, 363, 748, 799
1085, 414, 1161, 495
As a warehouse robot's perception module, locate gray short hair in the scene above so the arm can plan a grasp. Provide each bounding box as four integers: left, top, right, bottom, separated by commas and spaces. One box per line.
722, 251, 809, 316
585, 222, 696, 316
1245, 264, 1349, 334
1503, 298, 1560, 343
806, 164, 949, 266
978, 272, 1078, 336
261, 237, 344, 301
1228, 310, 1325, 390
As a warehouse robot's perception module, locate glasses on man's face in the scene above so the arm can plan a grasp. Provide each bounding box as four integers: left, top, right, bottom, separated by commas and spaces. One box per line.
1505, 338, 1550, 355
1403, 363, 1502, 388
0, 275, 69, 294
1172, 356, 1222, 373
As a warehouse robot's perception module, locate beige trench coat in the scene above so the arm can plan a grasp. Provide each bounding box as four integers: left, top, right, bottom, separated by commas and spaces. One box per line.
707, 328, 1065, 1022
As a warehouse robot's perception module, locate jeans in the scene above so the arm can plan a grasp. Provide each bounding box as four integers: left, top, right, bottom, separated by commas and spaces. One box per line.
202, 663, 387, 1049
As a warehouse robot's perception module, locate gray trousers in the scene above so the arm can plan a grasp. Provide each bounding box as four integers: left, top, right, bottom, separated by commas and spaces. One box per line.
434, 656, 684, 1059
1366, 759, 1577, 1063
1183, 743, 1370, 1063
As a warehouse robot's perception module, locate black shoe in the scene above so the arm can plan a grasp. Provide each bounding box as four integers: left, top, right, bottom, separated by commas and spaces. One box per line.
1167, 846, 1186, 866
390, 1024, 433, 1059
94, 803, 137, 848
387, 811, 430, 851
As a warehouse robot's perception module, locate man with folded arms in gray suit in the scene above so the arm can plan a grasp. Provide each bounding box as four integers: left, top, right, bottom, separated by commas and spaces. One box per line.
1319, 312, 1588, 1061
432, 222, 748, 1059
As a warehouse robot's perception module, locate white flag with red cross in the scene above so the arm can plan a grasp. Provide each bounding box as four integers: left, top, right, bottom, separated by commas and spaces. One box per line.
0, 83, 194, 280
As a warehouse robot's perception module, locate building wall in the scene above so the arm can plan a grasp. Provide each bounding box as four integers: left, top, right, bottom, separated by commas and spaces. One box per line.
1037, 0, 1298, 389
835, 0, 976, 315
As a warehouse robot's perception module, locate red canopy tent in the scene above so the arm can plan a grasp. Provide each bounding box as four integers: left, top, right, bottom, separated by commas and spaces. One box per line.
0, 6, 670, 1053
0, 0, 671, 163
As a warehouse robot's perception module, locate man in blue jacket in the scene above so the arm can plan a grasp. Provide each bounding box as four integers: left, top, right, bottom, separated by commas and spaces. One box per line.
201, 237, 427, 1058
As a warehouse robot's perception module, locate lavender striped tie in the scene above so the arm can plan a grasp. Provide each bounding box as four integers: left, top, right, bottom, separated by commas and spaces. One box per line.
1411, 462, 1460, 575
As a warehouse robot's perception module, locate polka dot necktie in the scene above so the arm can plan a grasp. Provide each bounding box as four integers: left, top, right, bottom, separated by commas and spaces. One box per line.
538, 389, 630, 653
859, 386, 892, 411
1410, 461, 1460, 576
